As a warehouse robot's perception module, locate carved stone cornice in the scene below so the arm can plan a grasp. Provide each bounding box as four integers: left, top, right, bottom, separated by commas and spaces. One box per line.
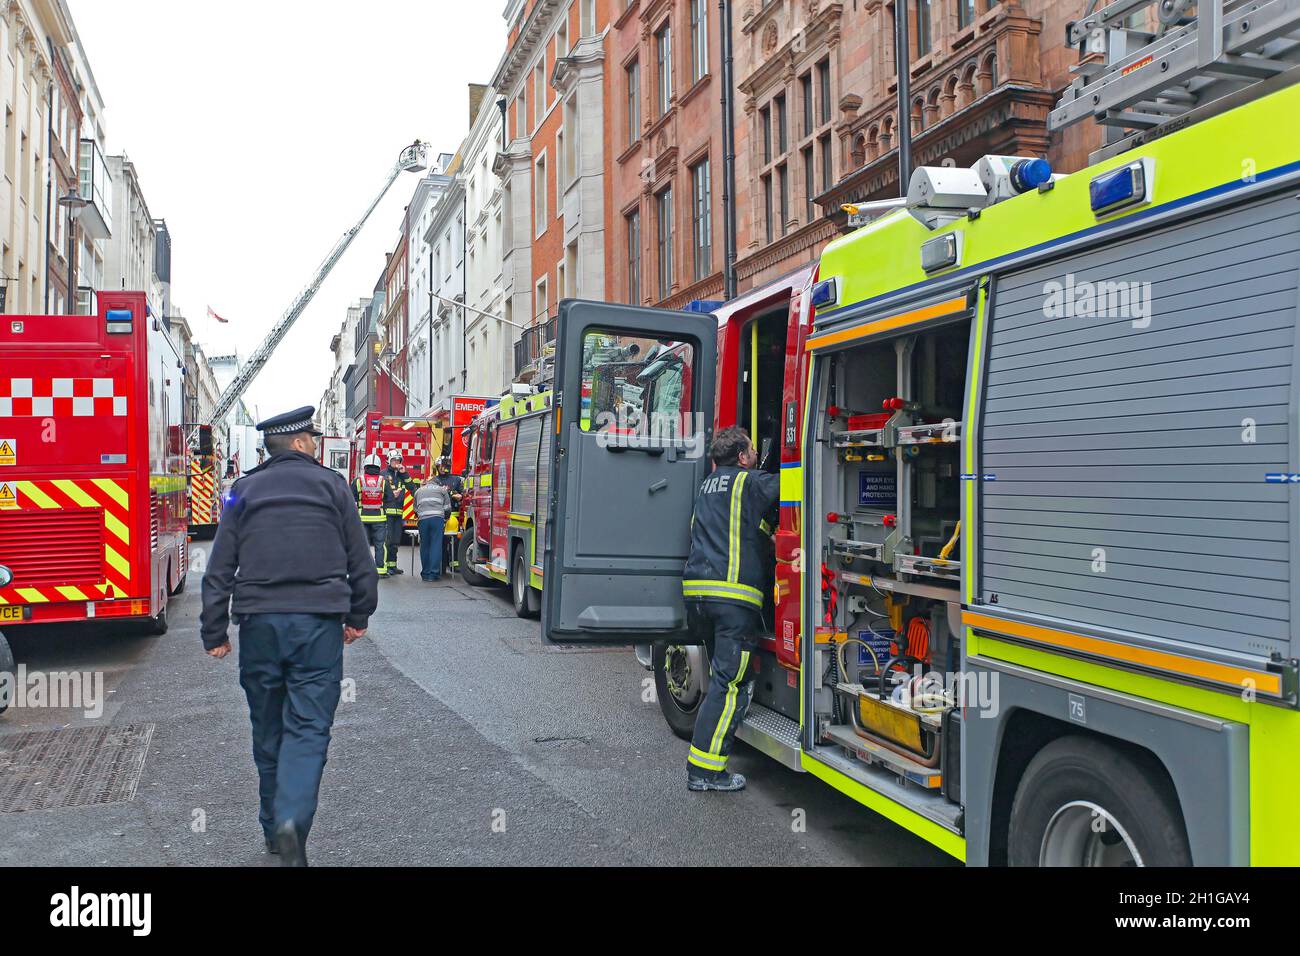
552, 32, 607, 96
492, 0, 566, 94
738, 3, 843, 99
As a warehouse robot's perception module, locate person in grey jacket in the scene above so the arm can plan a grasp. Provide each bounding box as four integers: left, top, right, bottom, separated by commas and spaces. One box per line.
200, 406, 378, 866
414, 477, 453, 581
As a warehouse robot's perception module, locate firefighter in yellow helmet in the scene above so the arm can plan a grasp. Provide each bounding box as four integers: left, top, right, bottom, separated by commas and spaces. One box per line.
353, 453, 394, 577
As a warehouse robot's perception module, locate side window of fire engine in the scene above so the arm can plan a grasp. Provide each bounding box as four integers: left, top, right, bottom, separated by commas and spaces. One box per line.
579, 329, 697, 438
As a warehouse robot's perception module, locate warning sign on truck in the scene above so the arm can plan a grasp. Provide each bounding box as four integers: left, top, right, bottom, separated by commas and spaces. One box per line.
0, 482, 16, 508
0, 439, 14, 466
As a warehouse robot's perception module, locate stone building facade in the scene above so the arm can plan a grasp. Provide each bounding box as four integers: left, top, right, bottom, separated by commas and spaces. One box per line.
608, 0, 725, 310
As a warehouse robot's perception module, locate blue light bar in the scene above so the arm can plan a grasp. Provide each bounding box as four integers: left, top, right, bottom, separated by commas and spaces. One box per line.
1010, 158, 1052, 193
1090, 160, 1148, 217
106, 308, 133, 323
811, 277, 838, 310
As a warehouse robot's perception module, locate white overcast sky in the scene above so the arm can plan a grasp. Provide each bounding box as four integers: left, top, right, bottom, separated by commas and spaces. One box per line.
67, 0, 506, 422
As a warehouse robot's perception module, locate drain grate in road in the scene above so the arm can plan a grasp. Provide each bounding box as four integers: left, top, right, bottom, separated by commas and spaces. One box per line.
543, 643, 628, 654
0, 723, 155, 813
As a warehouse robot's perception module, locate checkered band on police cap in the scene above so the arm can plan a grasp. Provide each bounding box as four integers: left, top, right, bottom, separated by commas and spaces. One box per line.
256, 406, 322, 435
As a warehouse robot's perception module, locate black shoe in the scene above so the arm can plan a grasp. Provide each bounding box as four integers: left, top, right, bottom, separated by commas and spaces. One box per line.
389, 567, 404, 576
274, 820, 307, 867
264, 836, 279, 855
687, 770, 746, 792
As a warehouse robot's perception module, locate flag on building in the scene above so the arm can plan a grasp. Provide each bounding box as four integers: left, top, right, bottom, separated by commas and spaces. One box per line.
207, 306, 229, 324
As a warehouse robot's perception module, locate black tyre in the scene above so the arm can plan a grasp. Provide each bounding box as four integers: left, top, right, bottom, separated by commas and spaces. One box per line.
0, 631, 13, 716
653, 643, 710, 741
511, 549, 538, 619
144, 604, 168, 637
1008, 735, 1191, 867
459, 530, 491, 587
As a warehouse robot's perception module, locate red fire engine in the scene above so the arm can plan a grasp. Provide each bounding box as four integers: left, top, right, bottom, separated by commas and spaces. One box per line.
0, 292, 188, 666
350, 414, 445, 529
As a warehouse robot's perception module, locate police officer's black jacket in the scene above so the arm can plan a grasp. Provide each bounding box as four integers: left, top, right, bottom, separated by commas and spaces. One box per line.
682, 464, 779, 610
200, 451, 379, 649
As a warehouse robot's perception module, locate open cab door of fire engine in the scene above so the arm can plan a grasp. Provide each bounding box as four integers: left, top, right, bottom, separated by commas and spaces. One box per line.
542, 299, 717, 644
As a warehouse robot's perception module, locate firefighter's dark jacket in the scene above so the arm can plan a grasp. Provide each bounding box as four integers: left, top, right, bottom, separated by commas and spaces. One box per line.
381, 466, 418, 514
200, 452, 379, 649
682, 464, 779, 609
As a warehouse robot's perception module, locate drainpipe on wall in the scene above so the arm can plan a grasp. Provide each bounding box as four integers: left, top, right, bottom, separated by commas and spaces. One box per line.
894, 1, 913, 196
719, 0, 738, 301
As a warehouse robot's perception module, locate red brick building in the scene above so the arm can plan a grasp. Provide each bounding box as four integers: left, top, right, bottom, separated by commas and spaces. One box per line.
608, 0, 726, 309
494, 0, 613, 381
730, 0, 1103, 293
380, 226, 409, 415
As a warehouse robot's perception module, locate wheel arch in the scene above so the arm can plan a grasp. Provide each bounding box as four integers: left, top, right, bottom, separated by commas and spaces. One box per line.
963, 659, 1248, 866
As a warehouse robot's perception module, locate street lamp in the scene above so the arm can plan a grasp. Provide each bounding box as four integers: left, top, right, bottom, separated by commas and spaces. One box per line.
58, 190, 89, 315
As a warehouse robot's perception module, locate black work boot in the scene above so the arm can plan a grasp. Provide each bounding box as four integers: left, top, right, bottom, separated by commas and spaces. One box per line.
687, 768, 747, 792
274, 820, 308, 867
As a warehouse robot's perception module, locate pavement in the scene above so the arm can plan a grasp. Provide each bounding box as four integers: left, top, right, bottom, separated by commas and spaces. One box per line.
0, 545, 954, 867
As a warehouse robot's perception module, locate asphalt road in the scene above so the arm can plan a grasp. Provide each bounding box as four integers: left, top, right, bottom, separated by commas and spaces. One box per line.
0, 545, 953, 867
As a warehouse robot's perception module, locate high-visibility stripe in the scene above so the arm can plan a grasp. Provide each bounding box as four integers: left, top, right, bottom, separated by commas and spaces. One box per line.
688, 746, 727, 771
779, 464, 801, 504
15, 481, 59, 509
726, 472, 747, 584
51, 479, 98, 509
103, 510, 130, 547
708, 650, 751, 757
962, 611, 1283, 697
16, 588, 48, 603
92, 478, 128, 510
105, 544, 130, 579
682, 579, 764, 607
805, 295, 968, 352
56, 586, 89, 601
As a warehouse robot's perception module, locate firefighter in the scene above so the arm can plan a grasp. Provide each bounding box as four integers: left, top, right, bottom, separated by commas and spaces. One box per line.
381, 451, 418, 576
353, 453, 392, 577
200, 406, 378, 866
681, 426, 779, 793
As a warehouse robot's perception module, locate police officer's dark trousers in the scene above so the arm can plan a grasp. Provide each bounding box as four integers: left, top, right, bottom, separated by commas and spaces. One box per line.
238, 613, 344, 841
687, 601, 760, 776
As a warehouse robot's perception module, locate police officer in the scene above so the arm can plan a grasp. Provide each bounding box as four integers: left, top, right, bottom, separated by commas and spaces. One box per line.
381, 452, 418, 576
354, 453, 392, 577
201, 407, 379, 866
682, 426, 778, 792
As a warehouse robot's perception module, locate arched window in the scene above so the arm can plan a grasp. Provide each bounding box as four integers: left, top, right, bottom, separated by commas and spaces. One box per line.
958, 63, 977, 108
867, 125, 880, 161
925, 87, 942, 127
942, 75, 959, 118
850, 134, 867, 168
911, 97, 925, 134
882, 115, 894, 152
979, 51, 998, 94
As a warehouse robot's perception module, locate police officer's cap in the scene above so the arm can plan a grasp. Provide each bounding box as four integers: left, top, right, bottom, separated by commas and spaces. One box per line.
257, 406, 323, 437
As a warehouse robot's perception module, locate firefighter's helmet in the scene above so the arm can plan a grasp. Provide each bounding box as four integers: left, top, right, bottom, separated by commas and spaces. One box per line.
387, 451, 403, 464
364, 453, 383, 469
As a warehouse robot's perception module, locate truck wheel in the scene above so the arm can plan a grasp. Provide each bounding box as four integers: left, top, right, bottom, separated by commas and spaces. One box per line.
653, 643, 709, 741
0, 631, 13, 716
511, 549, 539, 619
1008, 735, 1191, 867
144, 605, 169, 637
459, 531, 491, 587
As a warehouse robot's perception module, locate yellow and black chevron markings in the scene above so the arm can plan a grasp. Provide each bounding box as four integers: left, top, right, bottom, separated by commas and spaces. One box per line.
0, 477, 131, 606
189, 460, 218, 525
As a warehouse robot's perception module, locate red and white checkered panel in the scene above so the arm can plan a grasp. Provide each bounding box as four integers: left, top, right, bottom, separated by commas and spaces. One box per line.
374, 440, 428, 463
0, 378, 127, 417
